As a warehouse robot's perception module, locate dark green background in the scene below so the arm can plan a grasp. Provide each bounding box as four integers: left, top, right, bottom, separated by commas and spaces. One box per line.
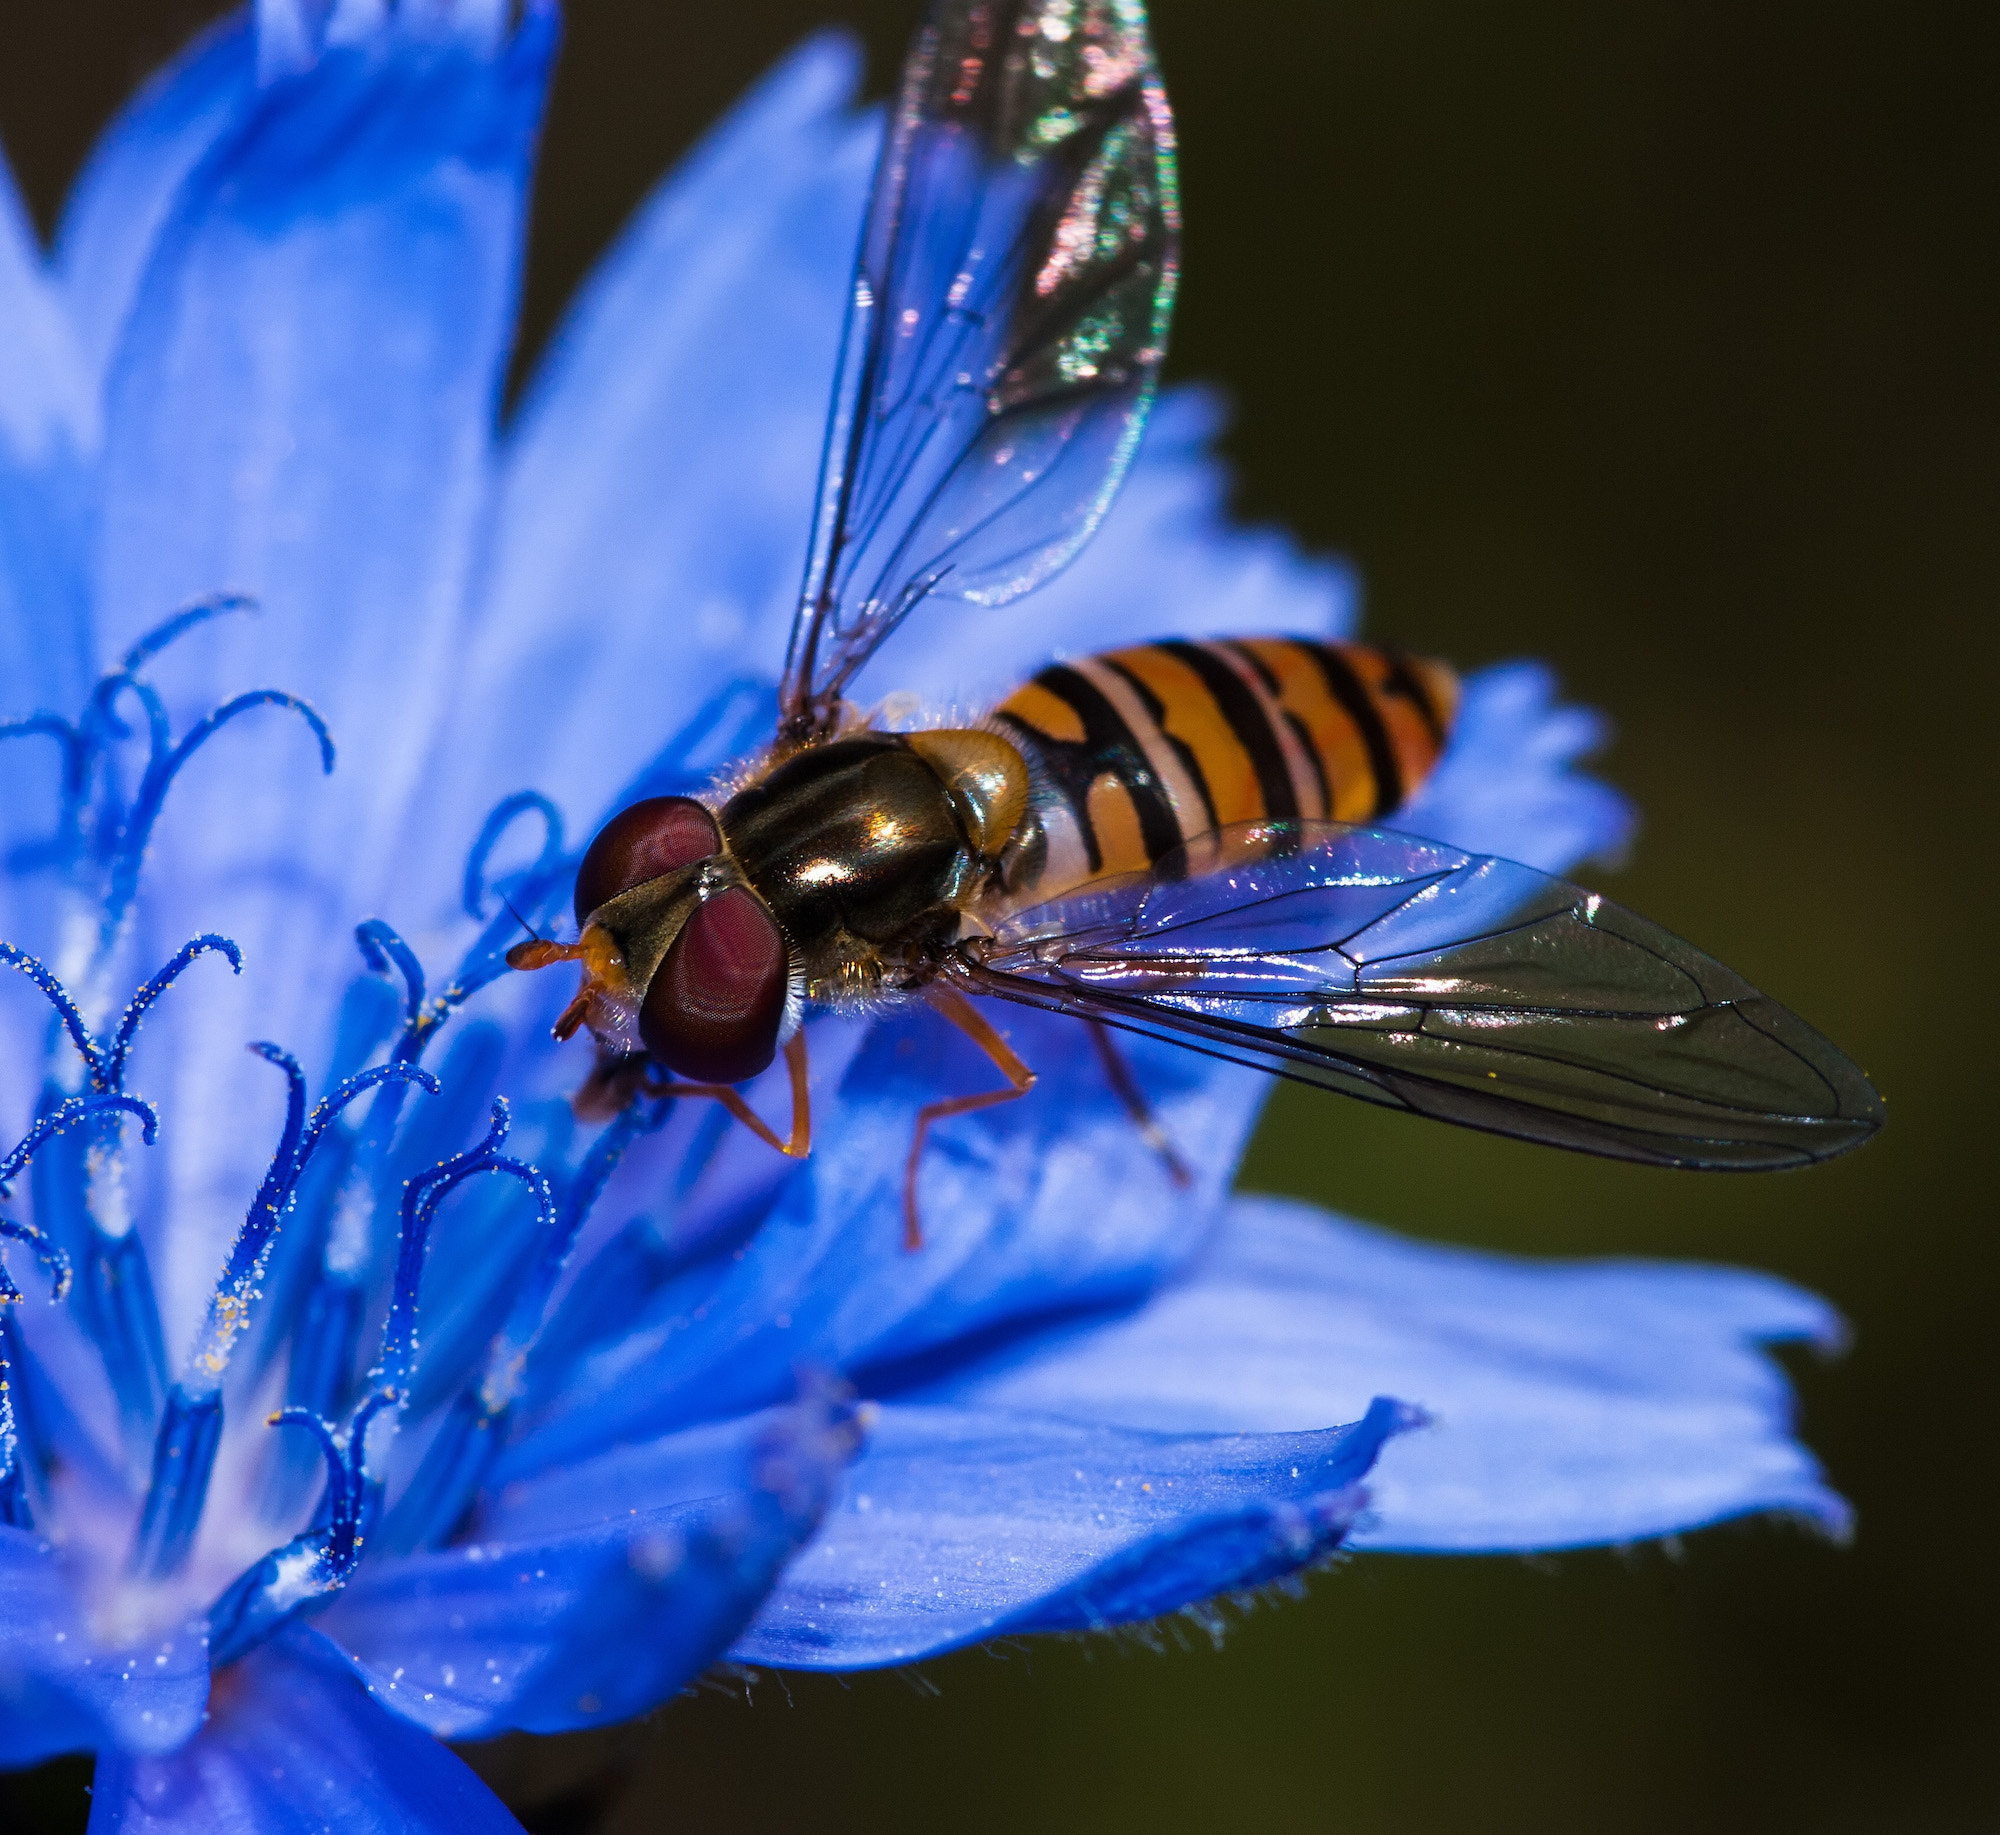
3, 4, 1991, 1830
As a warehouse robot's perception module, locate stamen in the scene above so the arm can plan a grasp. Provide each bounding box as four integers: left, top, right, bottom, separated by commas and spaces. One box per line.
130, 1054, 438, 1579
378, 1094, 669, 1556
355, 918, 428, 1031
0, 1215, 75, 1304
205, 1383, 397, 1671
117, 593, 258, 675
101, 936, 243, 1092
0, 1094, 159, 1194
108, 691, 334, 935
0, 943, 98, 1079
462, 791, 564, 920
373, 1099, 554, 1402
0, 1313, 30, 1528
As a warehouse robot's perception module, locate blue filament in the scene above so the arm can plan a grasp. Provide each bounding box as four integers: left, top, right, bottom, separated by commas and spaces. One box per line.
107, 690, 335, 936
1, 939, 240, 1096
355, 918, 428, 1031
117, 593, 257, 675
0, 1094, 159, 1193
0, 945, 98, 1078
374, 1099, 554, 1402
462, 790, 565, 920
0, 1313, 29, 1528
130, 1057, 439, 1579
206, 1386, 398, 1669
128, 1388, 223, 1578
102, 936, 243, 1090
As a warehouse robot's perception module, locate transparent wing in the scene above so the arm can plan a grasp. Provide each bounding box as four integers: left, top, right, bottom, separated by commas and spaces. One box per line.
955, 822, 1883, 1168
781, 0, 1180, 739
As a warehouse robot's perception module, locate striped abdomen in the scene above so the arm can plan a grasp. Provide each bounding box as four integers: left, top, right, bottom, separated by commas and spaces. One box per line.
988, 638, 1458, 907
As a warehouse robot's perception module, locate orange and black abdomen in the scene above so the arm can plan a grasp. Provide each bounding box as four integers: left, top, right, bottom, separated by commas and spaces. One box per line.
988, 638, 1458, 903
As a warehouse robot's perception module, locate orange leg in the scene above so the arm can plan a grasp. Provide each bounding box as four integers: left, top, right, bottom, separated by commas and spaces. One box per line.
1086, 1020, 1193, 1190
905, 987, 1038, 1252
649, 1030, 813, 1159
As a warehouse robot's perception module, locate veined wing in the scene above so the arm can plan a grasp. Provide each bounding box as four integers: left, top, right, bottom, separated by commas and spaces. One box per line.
781, 0, 1180, 740
953, 822, 1883, 1167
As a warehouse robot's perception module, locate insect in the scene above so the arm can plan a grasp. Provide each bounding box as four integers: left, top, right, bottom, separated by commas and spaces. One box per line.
511, 0, 1882, 1244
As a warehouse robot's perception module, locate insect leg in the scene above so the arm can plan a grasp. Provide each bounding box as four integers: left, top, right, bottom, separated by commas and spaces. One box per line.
1085, 1019, 1193, 1190
649, 1031, 813, 1160
905, 987, 1038, 1253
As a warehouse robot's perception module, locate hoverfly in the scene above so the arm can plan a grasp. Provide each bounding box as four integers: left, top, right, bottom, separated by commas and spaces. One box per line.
510, 0, 1882, 1244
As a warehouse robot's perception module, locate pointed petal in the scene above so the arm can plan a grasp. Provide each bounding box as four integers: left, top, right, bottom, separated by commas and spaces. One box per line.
0, 150, 94, 722
317, 1379, 857, 1737
505, 1004, 1268, 1470
87, 1625, 521, 1834
921, 1195, 1848, 1552
729, 1397, 1410, 1669
440, 32, 872, 855
84, 14, 555, 1346
0, 1526, 209, 1766
54, 15, 255, 396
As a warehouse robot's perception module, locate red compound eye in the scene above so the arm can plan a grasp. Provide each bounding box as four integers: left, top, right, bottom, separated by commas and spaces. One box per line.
573, 796, 721, 926
640, 888, 790, 1084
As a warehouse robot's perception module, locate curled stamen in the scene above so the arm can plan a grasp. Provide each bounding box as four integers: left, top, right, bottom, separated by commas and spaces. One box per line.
207, 1382, 392, 1670
109, 690, 335, 931
85, 672, 173, 772
375, 1100, 556, 1401
118, 593, 257, 675
296, 1061, 439, 1170
463, 791, 565, 920
355, 918, 428, 1029
0, 1215, 75, 1305
102, 936, 243, 1091
182, 1055, 440, 1392
134, 1056, 438, 1580
0, 943, 99, 1080
0, 1094, 159, 1193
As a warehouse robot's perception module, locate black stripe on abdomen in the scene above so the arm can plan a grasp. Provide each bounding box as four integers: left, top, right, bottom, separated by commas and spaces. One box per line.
1156, 640, 1301, 821
1309, 642, 1404, 813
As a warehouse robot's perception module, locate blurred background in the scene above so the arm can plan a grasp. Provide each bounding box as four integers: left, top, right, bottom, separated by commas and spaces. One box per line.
3, 3, 1992, 1830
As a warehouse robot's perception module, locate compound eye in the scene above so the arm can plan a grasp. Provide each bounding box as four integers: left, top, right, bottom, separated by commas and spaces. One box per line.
639, 887, 790, 1084
574, 796, 721, 926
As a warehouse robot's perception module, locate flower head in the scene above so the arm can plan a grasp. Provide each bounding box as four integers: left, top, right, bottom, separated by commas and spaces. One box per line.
0, 6, 1843, 1826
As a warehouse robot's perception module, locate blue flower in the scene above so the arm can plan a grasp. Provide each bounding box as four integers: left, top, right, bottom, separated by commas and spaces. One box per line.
0, 7, 1845, 1828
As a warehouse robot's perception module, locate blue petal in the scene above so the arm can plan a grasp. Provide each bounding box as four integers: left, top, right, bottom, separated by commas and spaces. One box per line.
0, 148, 93, 714
504, 1003, 1268, 1470
54, 14, 254, 396
727, 1397, 1411, 1670
316, 1379, 858, 1737
87, 1624, 521, 1834
1395, 660, 1635, 874
80, 12, 555, 1336
444, 31, 872, 855
0, 1526, 209, 1765
0, 153, 94, 1013
917, 1195, 1848, 1552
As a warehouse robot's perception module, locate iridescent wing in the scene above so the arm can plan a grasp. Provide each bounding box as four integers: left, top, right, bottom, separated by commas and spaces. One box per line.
954, 823, 1883, 1167
780, 0, 1180, 741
